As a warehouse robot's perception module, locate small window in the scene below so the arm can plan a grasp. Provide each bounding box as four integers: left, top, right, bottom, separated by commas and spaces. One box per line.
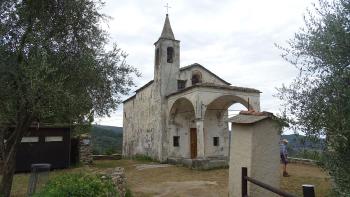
167, 47, 174, 63
213, 137, 219, 146
191, 71, 202, 85
45, 136, 63, 142
21, 137, 39, 143
173, 136, 180, 147
155, 48, 160, 66
177, 80, 186, 90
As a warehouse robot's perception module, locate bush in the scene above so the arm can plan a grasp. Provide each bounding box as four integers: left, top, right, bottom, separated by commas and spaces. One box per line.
295, 149, 322, 161
33, 173, 118, 197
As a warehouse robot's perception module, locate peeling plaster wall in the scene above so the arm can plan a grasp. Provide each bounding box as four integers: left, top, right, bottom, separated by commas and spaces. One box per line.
122, 83, 163, 160
178, 67, 228, 87
204, 109, 229, 157
168, 111, 195, 158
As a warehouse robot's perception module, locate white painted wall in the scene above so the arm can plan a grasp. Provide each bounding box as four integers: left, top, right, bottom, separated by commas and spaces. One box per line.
229, 118, 281, 197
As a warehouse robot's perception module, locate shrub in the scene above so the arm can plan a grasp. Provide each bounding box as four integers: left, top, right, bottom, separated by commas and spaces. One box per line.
33, 173, 118, 197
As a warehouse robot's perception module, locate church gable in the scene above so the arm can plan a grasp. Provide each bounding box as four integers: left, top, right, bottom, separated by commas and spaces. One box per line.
178, 63, 231, 89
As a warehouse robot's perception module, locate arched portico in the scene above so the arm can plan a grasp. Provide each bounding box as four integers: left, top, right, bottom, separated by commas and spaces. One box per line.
168, 97, 196, 159
166, 84, 261, 162
203, 95, 250, 159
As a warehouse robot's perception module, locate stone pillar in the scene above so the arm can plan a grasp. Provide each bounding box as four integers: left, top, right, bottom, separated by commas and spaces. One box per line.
79, 134, 93, 165
196, 119, 205, 158
228, 113, 280, 197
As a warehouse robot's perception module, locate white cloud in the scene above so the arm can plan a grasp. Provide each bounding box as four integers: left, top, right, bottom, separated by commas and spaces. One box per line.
96, 0, 316, 132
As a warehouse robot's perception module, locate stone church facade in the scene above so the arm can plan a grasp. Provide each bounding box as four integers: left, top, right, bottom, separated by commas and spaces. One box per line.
123, 15, 261, 168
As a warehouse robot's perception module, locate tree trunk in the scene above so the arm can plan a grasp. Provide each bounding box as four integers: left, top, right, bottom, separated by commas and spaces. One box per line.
0, 151, 16, 197
0, 120, 32, 197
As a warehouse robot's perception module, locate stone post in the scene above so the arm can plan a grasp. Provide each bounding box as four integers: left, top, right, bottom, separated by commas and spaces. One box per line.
196, 119, 205, 158
79, 134, 93, 165
228, 112, 281, 197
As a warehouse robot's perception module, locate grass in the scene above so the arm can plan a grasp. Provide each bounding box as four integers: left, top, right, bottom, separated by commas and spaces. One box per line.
8, 160, 331, 197
280, 163, 332, 197
132, 154, 157, 162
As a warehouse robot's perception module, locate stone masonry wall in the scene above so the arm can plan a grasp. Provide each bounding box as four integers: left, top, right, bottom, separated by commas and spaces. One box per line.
79, 134, 93, 165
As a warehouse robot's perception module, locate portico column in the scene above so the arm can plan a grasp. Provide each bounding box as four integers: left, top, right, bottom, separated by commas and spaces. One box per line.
196, 119, 205, 158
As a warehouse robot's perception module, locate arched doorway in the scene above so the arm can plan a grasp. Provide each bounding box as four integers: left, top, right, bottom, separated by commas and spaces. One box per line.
203, 95, 249, 159
168, 98, 196, 159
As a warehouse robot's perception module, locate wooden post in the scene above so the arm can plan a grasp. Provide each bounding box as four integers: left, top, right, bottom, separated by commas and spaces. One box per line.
242, 167, 248, 197
302, 184, 315, 197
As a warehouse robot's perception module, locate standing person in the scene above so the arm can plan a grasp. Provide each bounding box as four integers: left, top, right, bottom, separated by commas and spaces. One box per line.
280, 139, 290, 177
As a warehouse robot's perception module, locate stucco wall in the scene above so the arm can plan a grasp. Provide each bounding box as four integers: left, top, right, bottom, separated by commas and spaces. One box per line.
228, 124, 253, 197
122, 83, 163, 160
168, 111, 196, 158
155, 39, 180, 97
228, 118, 281, 197
250, 120, 280, 197
204, 109, 229, 157
178, 66, 228, 87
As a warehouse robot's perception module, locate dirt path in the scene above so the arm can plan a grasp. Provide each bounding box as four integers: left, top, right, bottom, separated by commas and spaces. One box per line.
105, 160, 229, 197
11, 160, 331, 197
97, 160, 330, 197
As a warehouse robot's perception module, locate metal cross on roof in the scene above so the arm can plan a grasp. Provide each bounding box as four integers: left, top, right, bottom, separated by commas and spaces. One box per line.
164, 3, 171, 14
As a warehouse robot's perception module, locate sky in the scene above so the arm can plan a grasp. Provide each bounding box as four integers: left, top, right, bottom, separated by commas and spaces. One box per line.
95, 0, 316, 131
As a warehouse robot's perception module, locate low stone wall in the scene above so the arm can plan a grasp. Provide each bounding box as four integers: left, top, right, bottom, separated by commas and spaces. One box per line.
93, 154, 122, 160
288, 157, 317, 165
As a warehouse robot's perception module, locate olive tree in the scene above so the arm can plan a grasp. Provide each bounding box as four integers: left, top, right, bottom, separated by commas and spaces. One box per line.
276, 0, 350, 195
0, 0, 138, 196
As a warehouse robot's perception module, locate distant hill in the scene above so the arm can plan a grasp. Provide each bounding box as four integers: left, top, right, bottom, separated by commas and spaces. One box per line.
282, 134, 324, 150
91, 125, 123, 155
281, 134, 325, 159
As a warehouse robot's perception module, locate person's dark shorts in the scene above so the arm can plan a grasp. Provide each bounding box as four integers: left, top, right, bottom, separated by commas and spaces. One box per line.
280, 154, 288, 164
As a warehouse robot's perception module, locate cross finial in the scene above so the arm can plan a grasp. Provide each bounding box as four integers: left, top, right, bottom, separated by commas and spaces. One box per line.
164, 3, 171, 14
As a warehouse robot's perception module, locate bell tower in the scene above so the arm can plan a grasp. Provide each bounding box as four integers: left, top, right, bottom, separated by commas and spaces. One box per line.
154, 14, 180, 96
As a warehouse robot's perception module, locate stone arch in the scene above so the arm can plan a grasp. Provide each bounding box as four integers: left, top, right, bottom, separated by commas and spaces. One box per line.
168, 97, 196, 121
168, 97, 196, 158
202, 95, 251, 159
204, 95, 252, 116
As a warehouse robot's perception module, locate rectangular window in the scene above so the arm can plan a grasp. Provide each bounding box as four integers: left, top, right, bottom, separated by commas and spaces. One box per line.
173, 136, 180, 147
213, 137, 219, 146
45, 136, 63, 142
177, 80, 186, 90
21, 137, 39, 143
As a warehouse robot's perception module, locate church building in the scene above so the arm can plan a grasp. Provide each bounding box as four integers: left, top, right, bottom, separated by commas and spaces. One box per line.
122, 14, 261, 168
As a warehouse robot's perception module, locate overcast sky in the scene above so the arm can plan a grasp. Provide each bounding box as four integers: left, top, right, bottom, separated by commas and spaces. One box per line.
95, 0, 316, 129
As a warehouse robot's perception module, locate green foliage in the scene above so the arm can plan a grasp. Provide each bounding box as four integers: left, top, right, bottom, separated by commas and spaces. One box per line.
282, 134, 324, 160
295, 149, 322, 161
125, 188, 133, 197
133, 154, 155, 162
91, 125, 123, 155
276, 0, 350, 195
0, 0, 138, 195
0, 0, 139, 125
33, 173, 118, 197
